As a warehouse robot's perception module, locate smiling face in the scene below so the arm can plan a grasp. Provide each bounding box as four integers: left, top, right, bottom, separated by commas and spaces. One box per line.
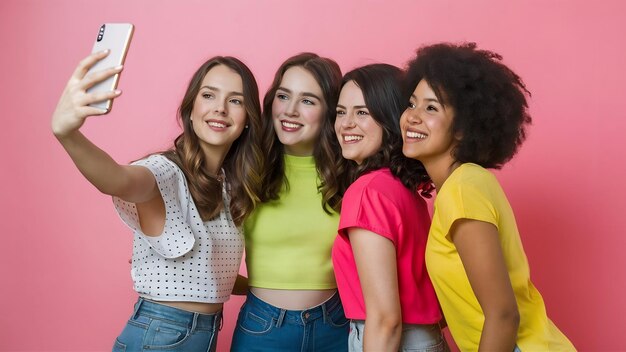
335, 80, 383, 165
190, 64, 247, 155
271, 66, 325, 156
400, 79, 456, 169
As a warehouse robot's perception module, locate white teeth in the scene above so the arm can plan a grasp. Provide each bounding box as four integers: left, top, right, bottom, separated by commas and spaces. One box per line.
343, 135, 363, 142
208, 121, 227, 128
282, 121, 301, 129
407, 131, 427, 139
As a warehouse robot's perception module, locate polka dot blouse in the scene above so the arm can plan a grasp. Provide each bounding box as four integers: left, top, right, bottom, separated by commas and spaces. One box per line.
113, 154, 244, 303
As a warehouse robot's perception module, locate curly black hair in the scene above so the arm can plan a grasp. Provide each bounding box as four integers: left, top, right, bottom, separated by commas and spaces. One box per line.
404, 42, 532, 169
323, 63, 433, 212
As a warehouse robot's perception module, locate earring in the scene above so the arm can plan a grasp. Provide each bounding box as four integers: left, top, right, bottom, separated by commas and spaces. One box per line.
245, 124, 249, 129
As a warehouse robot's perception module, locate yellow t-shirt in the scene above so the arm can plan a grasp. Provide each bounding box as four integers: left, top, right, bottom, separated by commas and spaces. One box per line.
426, 163, 575, 351
243, 154, 339, 289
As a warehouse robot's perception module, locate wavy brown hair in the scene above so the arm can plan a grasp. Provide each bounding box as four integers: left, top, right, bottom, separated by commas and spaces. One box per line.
161, 56, 263, 226
259, 53, 342, 213
325, 64, 433, 212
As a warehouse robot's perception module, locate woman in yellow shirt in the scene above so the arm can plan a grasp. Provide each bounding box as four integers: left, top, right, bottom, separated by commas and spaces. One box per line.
399, 42, 575, 351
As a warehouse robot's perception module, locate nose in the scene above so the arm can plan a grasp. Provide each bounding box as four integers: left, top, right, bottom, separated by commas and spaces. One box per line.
285, 99, 299, 117
214, 100, 227, 116
402, 108, 421, 124
340, 112, 356, 128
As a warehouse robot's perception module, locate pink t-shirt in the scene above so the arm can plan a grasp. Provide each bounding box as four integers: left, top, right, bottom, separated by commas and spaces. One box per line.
331, 168, 441, 324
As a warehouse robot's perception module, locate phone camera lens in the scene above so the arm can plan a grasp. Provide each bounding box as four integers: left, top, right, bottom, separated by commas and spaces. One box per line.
97, 24, 105, 42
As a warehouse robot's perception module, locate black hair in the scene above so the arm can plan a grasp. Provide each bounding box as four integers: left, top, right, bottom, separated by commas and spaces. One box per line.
325, 63, 432, 212
405, 42, 532, 168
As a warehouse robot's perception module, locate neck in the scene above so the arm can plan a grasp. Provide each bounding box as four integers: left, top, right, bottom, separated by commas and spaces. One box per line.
200, 143, 229, 177
423, 156, 460, 192
284, 144, 314, 157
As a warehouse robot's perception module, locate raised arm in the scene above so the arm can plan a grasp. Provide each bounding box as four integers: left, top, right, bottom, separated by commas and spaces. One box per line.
51, 51, 158, 203
349, 228, 402, 351
451, 219, 520, 352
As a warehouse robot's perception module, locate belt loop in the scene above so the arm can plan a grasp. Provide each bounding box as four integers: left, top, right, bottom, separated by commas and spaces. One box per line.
132, 298, 144, 320
190, 313, 199, 333
276, 309, 286, 328
218, 311, 224, 331
321, 299, 329, 323
326, 292, 338, 311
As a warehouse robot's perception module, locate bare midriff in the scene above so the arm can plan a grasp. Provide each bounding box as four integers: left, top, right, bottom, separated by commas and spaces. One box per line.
250, 287, 337, 310
152, 300, 224, 314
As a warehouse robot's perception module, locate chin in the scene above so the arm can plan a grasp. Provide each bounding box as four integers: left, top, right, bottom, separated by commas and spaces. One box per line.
402, 149, 415, 159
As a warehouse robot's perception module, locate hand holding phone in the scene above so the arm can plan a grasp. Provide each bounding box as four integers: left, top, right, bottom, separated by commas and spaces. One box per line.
86, 23, 134, 112
52, 23, 134, 138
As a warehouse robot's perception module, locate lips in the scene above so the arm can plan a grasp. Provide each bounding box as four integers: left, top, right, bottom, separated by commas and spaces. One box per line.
342, 134, 363, 143
206, 119, 230, 130
281, 120, 303, 131
405, 130, 427, 140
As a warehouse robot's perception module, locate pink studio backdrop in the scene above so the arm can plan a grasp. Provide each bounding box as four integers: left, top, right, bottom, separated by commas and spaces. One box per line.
2, 0, 625, 350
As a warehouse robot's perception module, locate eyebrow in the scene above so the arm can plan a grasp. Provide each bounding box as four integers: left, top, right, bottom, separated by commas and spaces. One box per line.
201, 85, 244, 96
411, 94, 439, 103
277, 87, 322, 101
336, 104, 368, 109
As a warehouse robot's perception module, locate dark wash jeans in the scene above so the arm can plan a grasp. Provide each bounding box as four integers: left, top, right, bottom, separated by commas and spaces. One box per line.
230, 291, 349, 352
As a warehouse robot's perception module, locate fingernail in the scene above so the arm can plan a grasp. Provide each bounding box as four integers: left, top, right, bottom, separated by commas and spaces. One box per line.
101, 49, 110, 54
115, 65, 124, 70
115, 90, 122, 94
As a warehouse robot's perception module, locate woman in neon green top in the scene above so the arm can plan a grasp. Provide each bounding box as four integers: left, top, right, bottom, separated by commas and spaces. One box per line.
231, 53, 349, 351
400, 43, 575, 351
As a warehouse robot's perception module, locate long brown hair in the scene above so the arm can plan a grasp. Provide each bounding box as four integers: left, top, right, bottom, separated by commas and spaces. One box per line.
162, 56, 263, 226
259, 53, 342, 214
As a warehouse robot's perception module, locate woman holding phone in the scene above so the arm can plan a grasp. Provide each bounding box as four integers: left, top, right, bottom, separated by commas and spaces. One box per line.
51, 50, 264, 351
230, 53, 349, 351
329, 64, 446, 351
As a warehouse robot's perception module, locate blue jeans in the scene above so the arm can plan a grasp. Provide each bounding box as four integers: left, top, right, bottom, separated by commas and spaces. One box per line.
112, 298, 222, 352
230, 291, 349, 351
348, 320, 448, 352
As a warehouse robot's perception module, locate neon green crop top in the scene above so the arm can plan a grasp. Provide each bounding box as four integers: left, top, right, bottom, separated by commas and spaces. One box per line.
243, 154, 340, 289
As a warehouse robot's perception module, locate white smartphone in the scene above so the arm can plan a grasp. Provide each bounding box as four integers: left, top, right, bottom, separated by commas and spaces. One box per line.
86, 23, 134, 112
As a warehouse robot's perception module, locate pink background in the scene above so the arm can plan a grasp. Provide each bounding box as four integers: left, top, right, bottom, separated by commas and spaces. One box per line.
2, 0, 625, 350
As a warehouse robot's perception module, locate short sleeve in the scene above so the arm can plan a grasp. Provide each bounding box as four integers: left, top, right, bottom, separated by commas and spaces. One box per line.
435, 171, 499, 241
338, 178, 401, 244
113, 154, 195, 258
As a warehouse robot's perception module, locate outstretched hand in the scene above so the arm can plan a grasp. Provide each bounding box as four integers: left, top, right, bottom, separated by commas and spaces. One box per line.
51, 50, 123, 138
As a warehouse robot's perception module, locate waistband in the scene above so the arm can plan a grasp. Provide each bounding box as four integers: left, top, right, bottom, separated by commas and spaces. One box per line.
133, 298, 222, 331
351, 319, 440, 330
245, 291, 343, 326
350, 320, 443, 343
